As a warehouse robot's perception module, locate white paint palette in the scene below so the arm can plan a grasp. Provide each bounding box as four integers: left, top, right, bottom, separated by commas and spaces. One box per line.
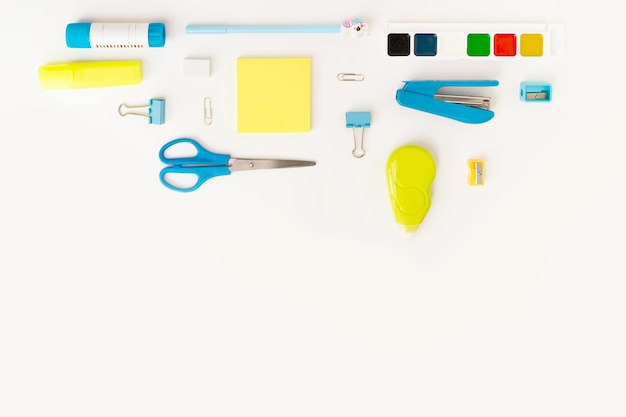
386, 22, 565, 59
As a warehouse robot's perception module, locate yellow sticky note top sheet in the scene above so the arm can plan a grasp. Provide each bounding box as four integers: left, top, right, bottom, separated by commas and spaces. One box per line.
237, 57, 311, 133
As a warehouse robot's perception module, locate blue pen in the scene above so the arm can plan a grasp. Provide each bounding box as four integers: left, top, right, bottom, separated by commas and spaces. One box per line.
186, 18, 368, 37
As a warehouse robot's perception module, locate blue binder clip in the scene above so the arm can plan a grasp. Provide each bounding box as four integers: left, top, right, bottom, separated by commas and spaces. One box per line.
396, 80, 499, 124
118, 99, 166, 125
346, 111, 371, 158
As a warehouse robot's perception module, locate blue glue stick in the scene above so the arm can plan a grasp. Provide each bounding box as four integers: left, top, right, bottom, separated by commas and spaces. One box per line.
66, 22, 166, 48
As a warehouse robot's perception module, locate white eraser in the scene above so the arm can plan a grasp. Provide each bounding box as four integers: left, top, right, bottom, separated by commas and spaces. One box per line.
183, 58, 211, 77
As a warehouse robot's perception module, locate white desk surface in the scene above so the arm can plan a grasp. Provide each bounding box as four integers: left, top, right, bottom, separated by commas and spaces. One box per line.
2, 1, 625, 416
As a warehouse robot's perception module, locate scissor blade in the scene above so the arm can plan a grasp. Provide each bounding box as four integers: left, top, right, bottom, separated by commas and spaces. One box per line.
230, 158, 316, 172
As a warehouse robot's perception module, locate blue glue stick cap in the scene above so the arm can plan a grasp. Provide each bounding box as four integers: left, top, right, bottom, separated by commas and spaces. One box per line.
148, 23, 166, 47
66, 23, 92, 48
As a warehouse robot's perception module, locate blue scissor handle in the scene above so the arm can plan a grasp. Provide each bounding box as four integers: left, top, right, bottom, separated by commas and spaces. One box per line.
159, 165, 231, 192
159, 138, 232, 192
159, 138, 231, 166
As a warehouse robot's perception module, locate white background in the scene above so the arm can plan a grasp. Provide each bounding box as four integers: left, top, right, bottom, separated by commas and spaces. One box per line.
1, 0, 625, 416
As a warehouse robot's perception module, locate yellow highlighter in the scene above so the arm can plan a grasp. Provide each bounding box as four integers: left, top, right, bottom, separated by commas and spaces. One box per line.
38, 61, 142, 89
386, 145, 436, 232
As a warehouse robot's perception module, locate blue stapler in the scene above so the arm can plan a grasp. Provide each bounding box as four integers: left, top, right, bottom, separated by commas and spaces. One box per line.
396, 80, 499, 124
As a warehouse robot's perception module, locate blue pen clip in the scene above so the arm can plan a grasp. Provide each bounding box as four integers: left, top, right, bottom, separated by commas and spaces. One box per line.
396, 80, 499, 124
118, 98, 166, 125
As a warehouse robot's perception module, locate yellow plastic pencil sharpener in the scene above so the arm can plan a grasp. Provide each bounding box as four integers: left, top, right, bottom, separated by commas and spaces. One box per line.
468, 159, 485, 186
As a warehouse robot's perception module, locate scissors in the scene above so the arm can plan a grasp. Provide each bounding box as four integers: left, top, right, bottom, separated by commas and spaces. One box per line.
159, 138, 316, 192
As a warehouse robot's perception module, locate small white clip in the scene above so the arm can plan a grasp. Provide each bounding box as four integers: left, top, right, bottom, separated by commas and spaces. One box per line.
204, 97, 212, 125
337, 73, 364, 81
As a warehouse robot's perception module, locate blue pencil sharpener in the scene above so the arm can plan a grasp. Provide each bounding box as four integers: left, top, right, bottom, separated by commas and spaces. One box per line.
520, 82, 552, 102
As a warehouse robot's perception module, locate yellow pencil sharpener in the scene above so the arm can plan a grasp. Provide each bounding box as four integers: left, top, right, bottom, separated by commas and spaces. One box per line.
468, 159, 485, 186
386, 145, 436, 232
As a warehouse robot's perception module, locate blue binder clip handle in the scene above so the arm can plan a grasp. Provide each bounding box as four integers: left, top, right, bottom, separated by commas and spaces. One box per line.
396, 80, 499, 124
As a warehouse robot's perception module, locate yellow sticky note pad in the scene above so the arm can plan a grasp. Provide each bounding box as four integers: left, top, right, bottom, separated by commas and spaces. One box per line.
237, 57, 311, 133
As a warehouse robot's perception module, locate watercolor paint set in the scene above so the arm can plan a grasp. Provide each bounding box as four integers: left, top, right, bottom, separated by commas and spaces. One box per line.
386, 22, 564, 58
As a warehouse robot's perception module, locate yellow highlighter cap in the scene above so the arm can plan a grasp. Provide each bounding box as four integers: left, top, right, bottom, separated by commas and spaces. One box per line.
386, 145, 436, 232
38, 61, 142, 90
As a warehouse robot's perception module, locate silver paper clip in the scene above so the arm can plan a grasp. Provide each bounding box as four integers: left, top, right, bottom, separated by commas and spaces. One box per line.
337, 73, 365, 81
204, 97, 212, 125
